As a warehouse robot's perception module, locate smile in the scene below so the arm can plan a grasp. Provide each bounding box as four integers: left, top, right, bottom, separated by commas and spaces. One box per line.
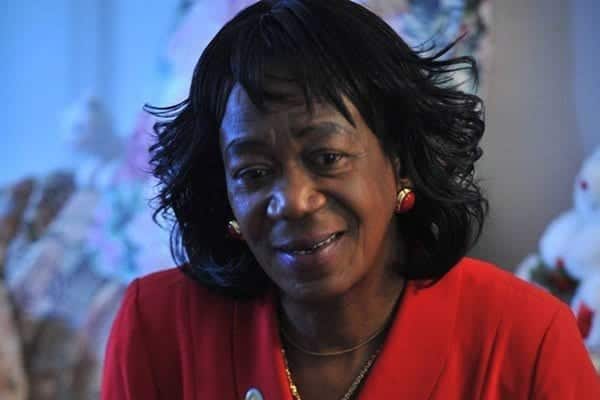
275, 231, 345, 255
285, 232, 342, 255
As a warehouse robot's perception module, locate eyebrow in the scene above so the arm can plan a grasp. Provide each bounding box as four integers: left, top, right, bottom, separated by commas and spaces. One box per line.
224, 137, 270, 157
292, 121, 350, 139
224, 122, 352, 157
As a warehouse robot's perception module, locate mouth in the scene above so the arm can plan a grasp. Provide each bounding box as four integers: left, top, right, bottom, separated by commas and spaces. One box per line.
276, 232, 345, 255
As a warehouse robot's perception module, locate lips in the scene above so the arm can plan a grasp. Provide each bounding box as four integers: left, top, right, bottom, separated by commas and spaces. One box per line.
277, 232, 343, 255
274, 232, 344, 255
274, 230, 346, 271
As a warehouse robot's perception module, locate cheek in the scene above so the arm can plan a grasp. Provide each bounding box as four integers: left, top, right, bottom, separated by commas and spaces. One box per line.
228, 188, 269, 242
345, 165, 397, 255
347, 164, 396, 221
328, 174, 396, 245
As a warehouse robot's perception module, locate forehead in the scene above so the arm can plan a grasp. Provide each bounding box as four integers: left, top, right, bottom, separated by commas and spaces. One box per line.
222, 83, 319, 125
221, 79, 362, 125
219, 83, 352, 145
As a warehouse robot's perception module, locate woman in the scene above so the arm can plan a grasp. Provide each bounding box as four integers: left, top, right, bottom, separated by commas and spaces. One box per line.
101, 1, 600, 399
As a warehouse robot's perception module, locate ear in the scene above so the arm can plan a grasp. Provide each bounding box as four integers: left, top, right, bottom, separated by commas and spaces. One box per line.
392, 156, 412, 191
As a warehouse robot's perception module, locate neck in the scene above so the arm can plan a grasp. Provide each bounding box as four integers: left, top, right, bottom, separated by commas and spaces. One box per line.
279, 261, 406, 354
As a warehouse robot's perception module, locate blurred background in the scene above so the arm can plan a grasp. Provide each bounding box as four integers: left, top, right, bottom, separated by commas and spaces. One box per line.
0, 0, 598, 398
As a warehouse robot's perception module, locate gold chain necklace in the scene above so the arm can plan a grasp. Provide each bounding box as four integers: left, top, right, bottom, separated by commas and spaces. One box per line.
278, 279, 406, 357
278, 279, 406, 399
279, 320, 388, 357
281, 345, 381, 400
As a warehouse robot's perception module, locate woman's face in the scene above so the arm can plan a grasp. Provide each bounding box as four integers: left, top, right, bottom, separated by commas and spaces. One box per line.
220, 83, 402, 301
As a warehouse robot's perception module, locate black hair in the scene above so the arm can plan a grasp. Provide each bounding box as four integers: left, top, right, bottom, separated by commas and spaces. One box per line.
148, 0, 487, 298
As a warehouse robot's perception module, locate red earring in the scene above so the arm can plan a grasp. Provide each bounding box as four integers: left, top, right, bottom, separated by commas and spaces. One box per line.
395, 188, 415, 214
227, 220, 243, 240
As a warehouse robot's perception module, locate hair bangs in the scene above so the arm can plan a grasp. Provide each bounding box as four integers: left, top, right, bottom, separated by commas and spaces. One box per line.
225, 2, 359, 125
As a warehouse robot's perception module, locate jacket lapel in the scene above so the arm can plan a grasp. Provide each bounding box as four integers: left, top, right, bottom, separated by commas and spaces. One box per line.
232, 261, 463, 400
233, 290, 292, 400
359, 263, 462, 399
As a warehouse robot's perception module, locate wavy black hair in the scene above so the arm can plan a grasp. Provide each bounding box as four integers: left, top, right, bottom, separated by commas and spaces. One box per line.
148, 0, 487, 298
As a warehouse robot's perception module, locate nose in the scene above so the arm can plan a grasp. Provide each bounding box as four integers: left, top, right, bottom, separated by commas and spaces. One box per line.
266, 167, 326, 220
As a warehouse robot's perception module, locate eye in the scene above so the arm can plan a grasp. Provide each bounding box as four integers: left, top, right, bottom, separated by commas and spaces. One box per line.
313, 151, 346, 167
308, 150, 350, 173
317, 152, 344, 165
235, 166, 271, 183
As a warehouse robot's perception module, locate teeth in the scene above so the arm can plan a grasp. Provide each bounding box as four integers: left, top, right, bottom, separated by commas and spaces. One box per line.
290, 233, 338, 255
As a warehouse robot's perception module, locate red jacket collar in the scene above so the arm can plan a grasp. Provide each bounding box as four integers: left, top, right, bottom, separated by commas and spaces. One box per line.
232, 264, 463, 399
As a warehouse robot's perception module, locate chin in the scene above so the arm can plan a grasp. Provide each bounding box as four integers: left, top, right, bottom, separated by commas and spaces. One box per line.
276, 271, 358, 303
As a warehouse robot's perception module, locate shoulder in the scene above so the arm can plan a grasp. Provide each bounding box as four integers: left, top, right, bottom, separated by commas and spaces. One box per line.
455, 257, 565, 323
107, 267, 240, 353
130, 266, 237, 323
451, 258, 582, 374
426, 258, 600, 397
449, 257, 572, 361
135, 266, 195, 295
136, 266, 189, 292
103, 267, 242, 396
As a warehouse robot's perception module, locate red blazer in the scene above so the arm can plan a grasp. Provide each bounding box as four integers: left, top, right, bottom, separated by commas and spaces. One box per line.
101, 258, 600, 399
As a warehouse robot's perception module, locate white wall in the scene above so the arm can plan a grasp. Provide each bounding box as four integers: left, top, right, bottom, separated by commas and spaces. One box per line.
0, 0, 179, 187
573, 0, 600, 155
473, 0, 582, 269
471, 0, 599, 270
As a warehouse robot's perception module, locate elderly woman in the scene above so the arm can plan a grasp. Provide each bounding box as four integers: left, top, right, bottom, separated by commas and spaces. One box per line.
101, 1, 600, 399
